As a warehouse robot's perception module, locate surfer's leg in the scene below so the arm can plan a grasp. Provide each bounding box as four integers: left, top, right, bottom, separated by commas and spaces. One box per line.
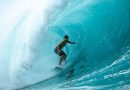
59, 56, 63, 65
63, 54, 67, 61
59, 51, 66, 65
59, 55, 66, 65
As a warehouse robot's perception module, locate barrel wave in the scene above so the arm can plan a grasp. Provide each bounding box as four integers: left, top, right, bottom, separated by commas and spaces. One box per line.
0, 0, 130, 90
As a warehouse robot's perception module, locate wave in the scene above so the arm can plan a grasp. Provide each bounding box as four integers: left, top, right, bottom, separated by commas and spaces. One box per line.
0, 0, 130, 90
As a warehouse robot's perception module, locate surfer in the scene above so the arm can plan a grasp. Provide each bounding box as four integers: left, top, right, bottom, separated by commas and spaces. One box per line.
54, 35, 76, 65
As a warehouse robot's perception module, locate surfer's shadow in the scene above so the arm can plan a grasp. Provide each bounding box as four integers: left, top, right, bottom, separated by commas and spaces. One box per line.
66, 65, 85, 79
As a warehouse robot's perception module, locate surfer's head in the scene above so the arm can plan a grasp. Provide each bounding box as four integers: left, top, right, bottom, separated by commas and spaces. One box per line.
64, 35, 69, 39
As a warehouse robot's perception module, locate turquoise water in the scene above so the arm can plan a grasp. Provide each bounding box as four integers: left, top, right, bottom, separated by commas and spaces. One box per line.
0, 0, 130, 90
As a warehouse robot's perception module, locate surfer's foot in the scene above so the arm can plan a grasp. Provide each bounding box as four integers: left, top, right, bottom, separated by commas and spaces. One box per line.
59, 62, 62, 66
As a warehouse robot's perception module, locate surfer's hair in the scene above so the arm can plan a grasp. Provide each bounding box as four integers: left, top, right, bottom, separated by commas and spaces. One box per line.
64, 35, 69, 39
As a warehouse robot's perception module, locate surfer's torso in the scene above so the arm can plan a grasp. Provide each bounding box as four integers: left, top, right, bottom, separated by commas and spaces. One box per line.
56, 39, 68, 50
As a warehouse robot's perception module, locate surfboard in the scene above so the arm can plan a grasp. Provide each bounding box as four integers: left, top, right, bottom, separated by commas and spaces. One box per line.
54, 66, 64, 71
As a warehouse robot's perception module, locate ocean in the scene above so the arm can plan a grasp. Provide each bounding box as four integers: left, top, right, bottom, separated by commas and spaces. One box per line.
0, 0, 130, 90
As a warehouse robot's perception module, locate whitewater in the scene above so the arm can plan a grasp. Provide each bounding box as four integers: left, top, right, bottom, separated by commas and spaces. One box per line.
0, 0, 130, 90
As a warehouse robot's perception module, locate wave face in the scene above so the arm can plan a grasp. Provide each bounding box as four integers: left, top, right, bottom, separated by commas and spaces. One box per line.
0, 0, 130, 90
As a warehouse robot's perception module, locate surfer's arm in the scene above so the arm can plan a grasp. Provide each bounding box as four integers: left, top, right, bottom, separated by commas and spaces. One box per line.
67, 41, 76, 44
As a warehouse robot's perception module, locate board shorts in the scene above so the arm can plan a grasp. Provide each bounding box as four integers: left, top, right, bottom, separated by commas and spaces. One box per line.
54, 47, 65, 56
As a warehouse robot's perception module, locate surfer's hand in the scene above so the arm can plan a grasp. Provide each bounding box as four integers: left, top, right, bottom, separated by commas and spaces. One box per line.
72, 42, 76, 44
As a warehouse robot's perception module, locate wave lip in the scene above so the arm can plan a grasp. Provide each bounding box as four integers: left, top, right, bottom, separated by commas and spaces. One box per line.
0, 0, 68, 89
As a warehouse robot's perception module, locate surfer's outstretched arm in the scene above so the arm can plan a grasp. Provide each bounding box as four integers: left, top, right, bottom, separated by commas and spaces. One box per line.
67, 41, 76, 44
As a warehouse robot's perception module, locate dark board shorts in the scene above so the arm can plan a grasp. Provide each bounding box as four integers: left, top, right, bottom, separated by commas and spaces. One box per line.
54, 47, 65, 56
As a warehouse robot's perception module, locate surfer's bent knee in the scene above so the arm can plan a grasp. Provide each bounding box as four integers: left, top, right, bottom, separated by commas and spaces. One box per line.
54, 47, 60, 54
